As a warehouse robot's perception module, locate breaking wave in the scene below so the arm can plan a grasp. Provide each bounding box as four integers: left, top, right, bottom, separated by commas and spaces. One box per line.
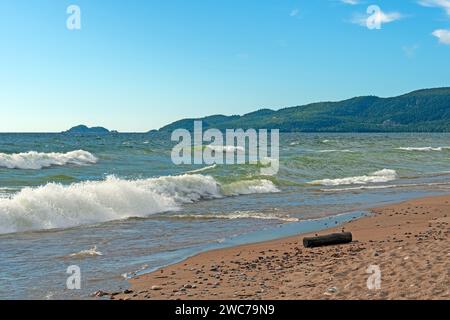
309, 169, 397, 186
0, 174, 279, 234
0, 150, 97, 169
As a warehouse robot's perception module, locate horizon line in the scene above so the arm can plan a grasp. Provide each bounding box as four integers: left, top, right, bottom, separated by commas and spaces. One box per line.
2, 86, 450, 133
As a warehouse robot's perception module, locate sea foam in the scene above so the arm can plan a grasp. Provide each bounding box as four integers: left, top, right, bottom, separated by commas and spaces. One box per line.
0, 174, 279, 234
69, 246, 103, 258
220, 179, 280, 195
0, 150, 97, 169
310, 169, 397, 186
170, 211, 298, 222
206, 145, 245, 153
185, 164, 218, 174
396, 147, 450, 152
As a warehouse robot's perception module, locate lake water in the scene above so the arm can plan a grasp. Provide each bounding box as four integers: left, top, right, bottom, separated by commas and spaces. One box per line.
1, 132, 450, 299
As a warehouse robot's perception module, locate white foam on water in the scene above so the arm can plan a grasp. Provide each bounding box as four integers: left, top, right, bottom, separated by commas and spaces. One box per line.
0, 150, 97, 169
396, 146, 450, 152
0, 188, 17, 199
170, 211, 298, 222
206, 145, 245, 153
309, 169, 397, 186
317, 149, 353, 153
220, 179, 280, 196
69, 246, 103, 258
0, 174, 279, 234
320, 181, 450, 192
185, 164, 218, 174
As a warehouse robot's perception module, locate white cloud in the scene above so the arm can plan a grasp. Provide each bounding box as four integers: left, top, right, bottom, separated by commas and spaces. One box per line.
341, 0, 359, 5
418, 0, 450, 16
351, 9, 403, 28
432, 29, 450, 44
290, 9, 299, 17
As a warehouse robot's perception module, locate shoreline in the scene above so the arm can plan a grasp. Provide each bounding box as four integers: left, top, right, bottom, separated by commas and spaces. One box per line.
112, 194, 449, 300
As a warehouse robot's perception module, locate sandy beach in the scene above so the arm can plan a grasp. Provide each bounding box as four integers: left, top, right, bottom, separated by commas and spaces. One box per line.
112, 194, 450, 300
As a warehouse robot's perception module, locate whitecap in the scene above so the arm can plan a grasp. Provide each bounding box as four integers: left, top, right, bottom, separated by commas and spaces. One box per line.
69, 246, 103, 258
0, 150, 97, 170
309, 169, 397, 186
206, 145, 245, 153
185, 164, 217, 174
396, 147, 450, 152
220, 179, 280, 196
317, 149, 353, 153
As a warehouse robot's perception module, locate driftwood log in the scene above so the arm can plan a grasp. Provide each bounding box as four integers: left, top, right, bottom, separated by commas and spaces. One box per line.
303, 232, 352, 248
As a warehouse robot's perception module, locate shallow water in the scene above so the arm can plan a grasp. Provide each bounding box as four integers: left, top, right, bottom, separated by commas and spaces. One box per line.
1, 132, 450, 299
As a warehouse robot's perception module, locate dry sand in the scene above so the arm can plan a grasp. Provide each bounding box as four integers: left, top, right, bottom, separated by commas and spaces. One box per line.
111, 194, 450, 300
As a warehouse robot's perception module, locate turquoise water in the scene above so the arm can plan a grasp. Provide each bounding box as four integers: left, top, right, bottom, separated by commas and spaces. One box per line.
1, 132, 450, 299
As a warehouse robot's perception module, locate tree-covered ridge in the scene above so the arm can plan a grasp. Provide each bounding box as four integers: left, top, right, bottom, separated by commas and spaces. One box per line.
159, 87, 450, 132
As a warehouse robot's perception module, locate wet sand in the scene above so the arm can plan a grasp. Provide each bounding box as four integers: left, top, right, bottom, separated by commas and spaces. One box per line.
111, 194, 450, 300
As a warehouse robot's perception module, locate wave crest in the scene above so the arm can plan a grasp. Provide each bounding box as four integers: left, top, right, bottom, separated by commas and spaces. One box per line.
0, 174, 279, 234
0, 150, 97, 169
220, 179, 280, 196
309, 169, 397, 186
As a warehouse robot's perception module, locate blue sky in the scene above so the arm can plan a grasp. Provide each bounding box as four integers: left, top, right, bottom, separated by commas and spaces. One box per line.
0, 0, 450, 132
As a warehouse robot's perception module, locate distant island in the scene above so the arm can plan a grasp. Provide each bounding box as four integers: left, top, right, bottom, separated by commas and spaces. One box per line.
159, 87, 450, 132
62, 125, 117, 135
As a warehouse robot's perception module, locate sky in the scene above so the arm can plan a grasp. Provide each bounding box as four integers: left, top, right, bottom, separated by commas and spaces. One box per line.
0, 0, 450, 132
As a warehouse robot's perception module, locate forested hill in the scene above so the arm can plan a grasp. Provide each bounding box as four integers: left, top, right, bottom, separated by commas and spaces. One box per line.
159, 87, 450, 132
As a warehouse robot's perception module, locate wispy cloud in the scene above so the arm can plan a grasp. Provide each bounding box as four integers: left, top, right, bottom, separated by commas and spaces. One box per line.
402, 44, 420, 57
290, 9, 300, 17
341, 0, 359, 5
418, 0, 450, 16
351, 9, 403, 28
432, 29, 450, 44
418, 1, 450, 44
